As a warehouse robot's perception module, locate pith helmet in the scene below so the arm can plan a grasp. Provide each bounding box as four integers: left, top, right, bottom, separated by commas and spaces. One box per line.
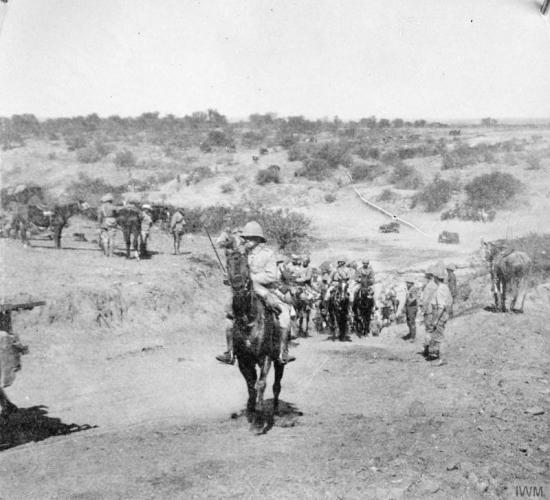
240, 221, 266, 242
101, 193, 114, 203
302, 254, 311, 262
142, 204, 152, 210
446, 263, 457, 271
362, 258, 370, 265
337, 255, 347, 264
275, 254, 286, 264
432, 265, 446, 280
291, 254, 300, 261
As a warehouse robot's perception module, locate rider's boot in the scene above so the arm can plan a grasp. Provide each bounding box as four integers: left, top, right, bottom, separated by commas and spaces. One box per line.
215, 350, 234, 364
278, 328, 296, 364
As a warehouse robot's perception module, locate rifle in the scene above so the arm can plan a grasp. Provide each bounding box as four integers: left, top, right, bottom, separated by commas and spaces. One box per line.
203, 226, 226, 274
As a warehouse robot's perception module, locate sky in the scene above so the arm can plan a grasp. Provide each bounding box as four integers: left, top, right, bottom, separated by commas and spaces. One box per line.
0, 0, 549, 121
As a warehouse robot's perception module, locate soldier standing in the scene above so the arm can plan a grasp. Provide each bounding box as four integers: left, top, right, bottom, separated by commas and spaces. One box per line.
170, 208, 186, 255
97, 193, 117, 257
140, 204, 153, 256
402, 279, 419, 341
424, 265, 453, 362
446, 264, 458, 316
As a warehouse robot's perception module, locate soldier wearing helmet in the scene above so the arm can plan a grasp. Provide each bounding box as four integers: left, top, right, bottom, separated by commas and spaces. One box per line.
446, 263, 458, 309
423, 264, 453, 362
216, 221, 295, 365
98, 194, 116, 257
349, 258, 375, 303
169, 207, 186, 255
402, 278, 420, 342
139, 204, 153, 257
324, 256, 352, 300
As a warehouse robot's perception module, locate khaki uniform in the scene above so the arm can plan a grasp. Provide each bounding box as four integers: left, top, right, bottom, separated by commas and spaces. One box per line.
140, 211, 153, 252
447, 270, 458, 316
424, 283, 453, 358
98, 202, 117, 256
170, 211, 186, 254
325, 265, 353, 300
349, 265, 375, 302
405, 284, 420, 339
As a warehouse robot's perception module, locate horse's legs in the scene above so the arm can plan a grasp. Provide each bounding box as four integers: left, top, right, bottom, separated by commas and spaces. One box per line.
255, 357, 272, 415
518, 278, 528, 313
53, 224, 62, 249
237, 357, 257, 416
501, 279, 507, 312
272, 361, 284, 414
0, 388, 17, 418
20, 220, 29, 247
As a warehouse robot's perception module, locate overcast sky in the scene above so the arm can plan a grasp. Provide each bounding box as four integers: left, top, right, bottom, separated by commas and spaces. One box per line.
0, 0, 549, 120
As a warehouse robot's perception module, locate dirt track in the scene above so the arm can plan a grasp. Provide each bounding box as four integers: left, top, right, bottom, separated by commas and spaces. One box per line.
0, 231, 549, 499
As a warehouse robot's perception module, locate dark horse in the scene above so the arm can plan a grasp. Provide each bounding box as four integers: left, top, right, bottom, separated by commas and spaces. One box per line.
352, 279, 375, 337
10, 201, 87, 248
293, 287, 317, 337
114, 206, 141, 259
327, 280, 350, 341
226, 248, 285, 425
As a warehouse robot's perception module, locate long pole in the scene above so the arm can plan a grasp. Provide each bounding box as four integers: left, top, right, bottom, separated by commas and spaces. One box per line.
344, 174, 430, 237
203, 226, 226, 274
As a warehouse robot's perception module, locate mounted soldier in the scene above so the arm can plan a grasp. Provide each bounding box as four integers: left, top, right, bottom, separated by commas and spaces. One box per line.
97, 193, 117, 257
216, 221, 295, 365
350, 258, 375, 303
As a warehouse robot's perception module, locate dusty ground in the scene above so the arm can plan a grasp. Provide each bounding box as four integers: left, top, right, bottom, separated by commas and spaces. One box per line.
0, 224, 549, 499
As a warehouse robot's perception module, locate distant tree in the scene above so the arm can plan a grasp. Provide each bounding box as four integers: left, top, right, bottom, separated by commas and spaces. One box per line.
359, 116, 377, 128
207, 109, 227, 127
392, 118, 404, 128
11, 114, 41, 136
249, 113, 276, 128
378, 119, 390, 128
481, 117, 498, 127
413, 119, 427, 128
114, 149, 136, 168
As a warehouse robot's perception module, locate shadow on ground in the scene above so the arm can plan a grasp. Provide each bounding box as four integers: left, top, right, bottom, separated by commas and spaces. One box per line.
0, 405, 96, 451
230, 399, 303, 434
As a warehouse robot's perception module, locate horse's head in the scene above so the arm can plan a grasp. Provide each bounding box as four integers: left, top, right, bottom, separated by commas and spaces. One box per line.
226, 248, 251, 294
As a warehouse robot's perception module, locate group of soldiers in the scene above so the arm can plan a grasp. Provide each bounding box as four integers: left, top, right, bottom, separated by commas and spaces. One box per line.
97, 194, 187, 257
403, 263, 456, 362
212, 216, 457, 366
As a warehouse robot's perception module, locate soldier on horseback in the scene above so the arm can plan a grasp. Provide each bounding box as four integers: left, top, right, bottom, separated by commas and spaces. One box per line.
98, 194, 117, 257
216, 221, 295, 365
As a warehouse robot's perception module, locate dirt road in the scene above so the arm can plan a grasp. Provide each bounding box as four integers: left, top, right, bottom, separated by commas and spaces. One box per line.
0, 233, 549, 499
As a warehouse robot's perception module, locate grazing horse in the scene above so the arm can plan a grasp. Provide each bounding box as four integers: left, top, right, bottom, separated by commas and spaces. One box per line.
327, 281, 350, 341
114, 206, 141, 259
482, 240, 531, 313
226, 248, 285, 425
352, 280, 375, 337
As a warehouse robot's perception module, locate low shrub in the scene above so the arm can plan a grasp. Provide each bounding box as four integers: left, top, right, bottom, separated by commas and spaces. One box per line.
77, 146, 102, 164
65, 173, 126, 205
526, 153, 542, 170
220, 182, 234, 194
324, 193, 337, 203
464, 171, 523, 209
351, 163, 384, 182
389, 163, 423, 189
66, 135, 87, 151
256, 168, 280, 185
186, 166, 214, 185
412, 174, 453, 212
377, 188, 398, 203
114, 149, 136, 168
183, 202, 312, 251
47, 152, 57, 160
